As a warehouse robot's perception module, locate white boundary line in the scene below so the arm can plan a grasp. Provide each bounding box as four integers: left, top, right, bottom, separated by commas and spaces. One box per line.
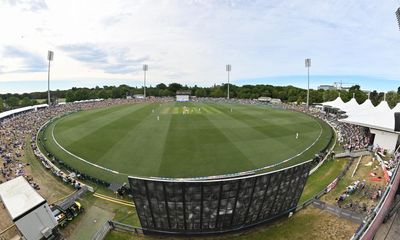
51, 121, 121, 175
309, 120, 336, 175
48, 107, 325, 180
247, 117, 324, 173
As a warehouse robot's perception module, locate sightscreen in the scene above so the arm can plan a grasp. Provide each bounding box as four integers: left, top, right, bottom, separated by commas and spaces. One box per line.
176, 95, 189, 102
129, 160, 312, 235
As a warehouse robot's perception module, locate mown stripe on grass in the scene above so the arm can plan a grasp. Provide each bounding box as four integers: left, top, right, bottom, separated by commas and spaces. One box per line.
206, 104, 301, 166
97, 103, 173, 177
209, 104, 322, 167
56, 104, 156, 161
158, 103, 255, 177
56, 103, 148, 144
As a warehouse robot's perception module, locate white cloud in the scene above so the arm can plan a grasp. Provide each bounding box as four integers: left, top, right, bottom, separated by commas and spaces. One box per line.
0, 0, 399, 91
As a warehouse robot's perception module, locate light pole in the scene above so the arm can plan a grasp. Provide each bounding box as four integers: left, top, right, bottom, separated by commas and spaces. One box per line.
305, 58, 311, 108
143, 64, 148, 98
47, 50, 54, 106
226, 64, 231, 99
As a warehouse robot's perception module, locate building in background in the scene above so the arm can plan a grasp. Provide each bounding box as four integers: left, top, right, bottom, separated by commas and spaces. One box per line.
318, 85, 336, 91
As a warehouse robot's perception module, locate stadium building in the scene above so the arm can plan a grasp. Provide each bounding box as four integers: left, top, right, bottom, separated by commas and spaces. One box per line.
129, 161, 312, 235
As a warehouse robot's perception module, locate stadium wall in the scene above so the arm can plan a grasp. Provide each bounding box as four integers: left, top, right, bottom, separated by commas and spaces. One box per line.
128, 160, 312, 236
370, 129, 399, 152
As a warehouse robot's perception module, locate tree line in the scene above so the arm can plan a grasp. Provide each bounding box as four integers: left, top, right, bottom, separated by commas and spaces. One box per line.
1, 83, 399, 112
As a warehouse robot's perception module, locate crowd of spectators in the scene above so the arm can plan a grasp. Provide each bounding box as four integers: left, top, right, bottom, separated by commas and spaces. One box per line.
384, 152, 400, 178
335, 123, 370, 151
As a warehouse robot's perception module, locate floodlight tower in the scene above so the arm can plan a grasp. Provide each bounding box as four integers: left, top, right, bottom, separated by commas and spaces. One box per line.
226, 64, 231, 99
143, 64, 148, 98
305, 58, 311, 108
47, 51, 54, 106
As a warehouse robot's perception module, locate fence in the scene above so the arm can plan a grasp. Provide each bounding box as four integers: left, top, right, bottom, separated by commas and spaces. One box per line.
335, 150, 371, 159
91, 221, 144, 240
312, 199, 365, 223
91, 221, 112, 240
109, 221, 144, 234
296, 156, 355, 213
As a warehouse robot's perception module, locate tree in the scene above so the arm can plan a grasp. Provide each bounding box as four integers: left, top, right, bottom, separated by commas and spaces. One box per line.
296, 96, 304, 105
5, 96, 19, 107
2, 82, 397, 107
0, 98, 4, 112
75, 88, 90, 100
349, 85, 361, 91
323, 90, 338, 102
111, 87, 122, 98
160, 89, 173, 96
65, 90, 76, 102
168, 83, 183, 94
386, 91, 399, 108
369, 90, 383, 106
98, 89, 110, 99
195, 88, 207, 97
210, 87, 225, 98
156, 83, 167, 90
20, 97, 32, 107
118, 85, 130, 96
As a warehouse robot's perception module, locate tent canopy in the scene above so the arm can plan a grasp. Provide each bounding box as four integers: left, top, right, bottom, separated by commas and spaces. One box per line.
322, 97, 396, 132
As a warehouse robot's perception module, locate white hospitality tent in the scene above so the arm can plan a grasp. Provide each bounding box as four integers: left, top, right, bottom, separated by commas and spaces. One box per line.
359, 99, 374, 110
323, 96, 346, 109
392, 102, 400, 112
322, 97, 400, 152
338, 97, 360, 115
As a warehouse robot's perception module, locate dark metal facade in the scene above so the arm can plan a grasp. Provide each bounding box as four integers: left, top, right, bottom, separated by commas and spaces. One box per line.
129, 161, 312, 235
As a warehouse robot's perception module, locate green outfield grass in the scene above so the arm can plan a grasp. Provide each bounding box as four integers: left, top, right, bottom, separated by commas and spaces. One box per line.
40, 102, 332, 182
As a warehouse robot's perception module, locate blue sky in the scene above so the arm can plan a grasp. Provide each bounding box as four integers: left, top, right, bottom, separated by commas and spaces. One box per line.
0, 0, 400, 93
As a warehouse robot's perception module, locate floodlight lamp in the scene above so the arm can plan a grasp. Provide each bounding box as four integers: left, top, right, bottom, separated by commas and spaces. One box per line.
305, 58, 311, 67
47, 51, 54, 61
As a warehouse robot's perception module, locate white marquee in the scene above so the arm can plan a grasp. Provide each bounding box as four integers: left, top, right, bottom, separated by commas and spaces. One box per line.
322, 97, 399, 151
